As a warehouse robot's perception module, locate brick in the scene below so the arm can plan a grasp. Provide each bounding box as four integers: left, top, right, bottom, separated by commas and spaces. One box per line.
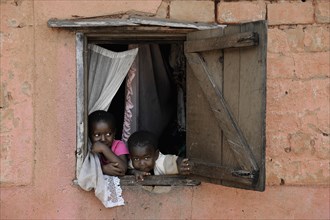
266, 128, 329, 164
267, 53, 295, 79
301, 79, 330, 134
304, 25, 330, 52
267, 112, 300, 134
268, 2, 314, 25
266, 112, 299, 158
34, 1, 162, 23
217, 1, 266, 24
155, 1, 169, 18
287, 131, 328, 159
267, 78, 329, 114
170, 1, 214, 23
269, 25, 329, 53
293, 52, 330, 79
283, 26, 305, 53
266, 78, 329, 162
315, 0, 330, 23
268, 28, 291, 53
266, 159, 329, 185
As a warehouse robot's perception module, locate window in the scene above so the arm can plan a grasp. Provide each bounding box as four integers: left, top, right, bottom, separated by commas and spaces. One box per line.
49, 17, 267, 191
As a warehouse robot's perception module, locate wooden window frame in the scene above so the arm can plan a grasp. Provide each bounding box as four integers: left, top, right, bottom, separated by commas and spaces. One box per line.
75, 28, 203, 187
49, 17, 266, 190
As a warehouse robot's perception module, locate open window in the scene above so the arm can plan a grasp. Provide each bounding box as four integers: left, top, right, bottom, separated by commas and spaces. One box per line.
49, 17, 267, 191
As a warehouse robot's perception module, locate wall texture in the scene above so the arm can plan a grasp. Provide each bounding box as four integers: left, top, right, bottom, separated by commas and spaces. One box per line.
0, 0, 329, 219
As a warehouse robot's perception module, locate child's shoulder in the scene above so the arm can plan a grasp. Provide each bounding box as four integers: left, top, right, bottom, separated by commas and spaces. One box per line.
113, 139, 124, 144
155, 152, 179, 175
112, 139, 125, 147
156, 152, 178, 163
111, 140, 129, 155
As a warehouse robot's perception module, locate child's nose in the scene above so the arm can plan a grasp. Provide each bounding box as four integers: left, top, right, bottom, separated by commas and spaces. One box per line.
140, 160, 146, 166
101, 135, 105, 141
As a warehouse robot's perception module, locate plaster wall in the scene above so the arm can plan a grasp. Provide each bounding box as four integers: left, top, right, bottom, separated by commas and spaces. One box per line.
1, 0, 329, 219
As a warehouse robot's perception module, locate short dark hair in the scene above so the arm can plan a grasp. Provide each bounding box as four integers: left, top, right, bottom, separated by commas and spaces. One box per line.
88, 110, 116, 136
127, 131, 158, 152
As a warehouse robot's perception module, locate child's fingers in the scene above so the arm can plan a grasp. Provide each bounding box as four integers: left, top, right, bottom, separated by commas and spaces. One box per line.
110, 162, 119, 167
135, 172, 151, 181
180, 161, 192, 175
181, 158, 190, 167
136, 175, 144, 181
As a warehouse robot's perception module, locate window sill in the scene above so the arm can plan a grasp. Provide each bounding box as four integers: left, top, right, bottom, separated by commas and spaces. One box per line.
120, 175, 200, 186
72, 175, 200, 187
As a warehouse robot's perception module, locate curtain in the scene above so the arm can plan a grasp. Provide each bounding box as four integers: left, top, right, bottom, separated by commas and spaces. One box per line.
137, 44, 176, 138
88, 45, 138, 114
78, 45, 138, 208
122, 44, 186, 156
122, 44, 177, 143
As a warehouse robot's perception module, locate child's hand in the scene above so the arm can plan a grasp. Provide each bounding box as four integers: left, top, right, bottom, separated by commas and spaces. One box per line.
91, 141, 108, 154
102, 162, 126, 176
133, 170, 151, 181
177, 158, 192, 175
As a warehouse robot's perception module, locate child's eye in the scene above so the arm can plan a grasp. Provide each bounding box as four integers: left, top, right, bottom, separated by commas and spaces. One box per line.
133, 158, 139, 161
94, 134, 100, 137
144, 157, 150, 160
106, 133, 112, 137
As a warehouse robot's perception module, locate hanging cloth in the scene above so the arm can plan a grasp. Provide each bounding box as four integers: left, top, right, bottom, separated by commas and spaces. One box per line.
78, 45, 138, 208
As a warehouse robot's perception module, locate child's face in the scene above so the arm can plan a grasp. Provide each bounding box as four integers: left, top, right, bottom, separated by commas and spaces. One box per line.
90, 120, 115, 147
130, 146, 159, 173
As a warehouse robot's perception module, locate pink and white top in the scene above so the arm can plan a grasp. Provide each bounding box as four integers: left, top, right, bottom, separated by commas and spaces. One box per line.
100, 140, 129, 165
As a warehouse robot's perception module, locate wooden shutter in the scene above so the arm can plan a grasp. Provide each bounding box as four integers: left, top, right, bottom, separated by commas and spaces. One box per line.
185, 21, 267, 191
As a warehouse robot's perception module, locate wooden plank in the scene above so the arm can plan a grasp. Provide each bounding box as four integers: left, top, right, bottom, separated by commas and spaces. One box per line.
238, 21, 267, 191
75, 32, 86, 178
221, 25, 243, 189
77, 27, 194, 36
186, 28, 224, 40
184, 32, 258, 53
191, 160, 255, 186
186, 28, 225, 165
120, 175, 201, 186
48, 18, 138, 28
186, 64, 223, 164
185, 52, 259, 172
129, 16, 224, 30
48, 16, 225, 30
220, 21, 267, 191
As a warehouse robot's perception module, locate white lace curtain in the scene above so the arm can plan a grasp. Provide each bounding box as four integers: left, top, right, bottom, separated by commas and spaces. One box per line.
78, 45, 138, 208
88, 45, 138, 114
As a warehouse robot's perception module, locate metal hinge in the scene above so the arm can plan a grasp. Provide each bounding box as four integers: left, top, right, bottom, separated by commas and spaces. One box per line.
231, 170, 257, 179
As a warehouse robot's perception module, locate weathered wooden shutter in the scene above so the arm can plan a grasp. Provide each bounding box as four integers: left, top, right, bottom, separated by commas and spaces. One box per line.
185, 21, 267, 191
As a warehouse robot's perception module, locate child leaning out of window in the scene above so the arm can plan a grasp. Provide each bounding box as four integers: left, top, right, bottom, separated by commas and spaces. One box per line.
88, 110, 128, 176
127, 130, 192, 181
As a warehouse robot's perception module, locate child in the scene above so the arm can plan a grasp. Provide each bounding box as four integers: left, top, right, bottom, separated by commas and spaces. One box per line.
88, 110, 128, 176
127, 130, 191, 181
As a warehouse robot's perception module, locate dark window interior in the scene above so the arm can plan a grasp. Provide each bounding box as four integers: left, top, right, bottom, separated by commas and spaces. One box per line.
96, 43, 186, 158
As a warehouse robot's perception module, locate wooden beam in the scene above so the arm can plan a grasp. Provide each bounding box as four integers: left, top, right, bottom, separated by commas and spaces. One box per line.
48, 16, 225, 30
190, 160, 256, 186
75, 33, 86, 178
184, 31, 258, 53
120, 175, 201, 186
185, 52, 259, 172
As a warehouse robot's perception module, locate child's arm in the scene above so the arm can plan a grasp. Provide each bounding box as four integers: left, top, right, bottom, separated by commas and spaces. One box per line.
102, 155, 127, 176
176, 157, 192, 175
92, 141, 127, 176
